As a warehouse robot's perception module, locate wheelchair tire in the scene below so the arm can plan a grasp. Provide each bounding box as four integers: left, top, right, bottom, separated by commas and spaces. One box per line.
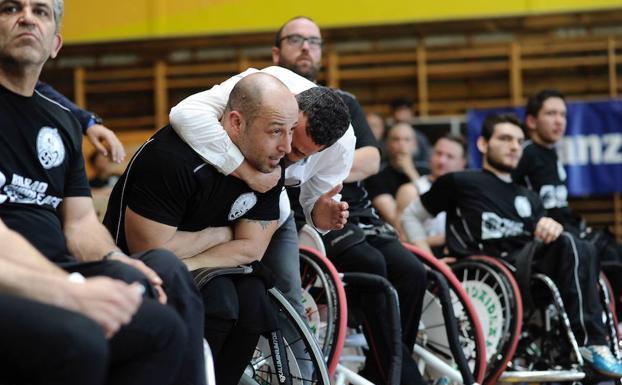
403, 243, 487, 385
298, 246, 348, 377
245, 288, 330, 385
451, 256, 523, 385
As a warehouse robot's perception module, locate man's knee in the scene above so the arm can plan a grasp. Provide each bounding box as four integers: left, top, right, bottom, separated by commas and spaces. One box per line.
337, 242, 388, 277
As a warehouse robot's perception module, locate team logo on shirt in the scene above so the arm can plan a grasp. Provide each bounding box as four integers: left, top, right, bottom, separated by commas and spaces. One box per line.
481, 212, 524, 240
228, 192, 258, 221
539, 185, 568, 209
514, 196, 532, 217
36, 127, 65, 169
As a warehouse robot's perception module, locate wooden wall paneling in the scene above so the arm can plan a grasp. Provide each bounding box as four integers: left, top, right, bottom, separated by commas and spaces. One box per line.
154, 61, 169, 130
73, 67, 86, 109
510, 42, 523, 107
609, 37, 618, 98
417, 45, 429, 117
326, 49, 340, 89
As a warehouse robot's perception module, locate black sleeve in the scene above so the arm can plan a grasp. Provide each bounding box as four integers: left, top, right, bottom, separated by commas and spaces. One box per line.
336, 90, 379, 150
530, 192, 546, 222
364, 166, 391, 200
126, 149, 196, 227
36, 81, 93, 134
512, 146, 533, 188
420, 173, 456, 216
60, 112, 91, 198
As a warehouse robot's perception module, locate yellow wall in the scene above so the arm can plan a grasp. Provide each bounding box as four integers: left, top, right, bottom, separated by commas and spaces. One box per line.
62, 0, 622, 44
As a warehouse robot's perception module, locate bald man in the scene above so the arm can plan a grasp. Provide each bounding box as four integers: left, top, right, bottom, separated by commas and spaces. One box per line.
104, 73, 299, 384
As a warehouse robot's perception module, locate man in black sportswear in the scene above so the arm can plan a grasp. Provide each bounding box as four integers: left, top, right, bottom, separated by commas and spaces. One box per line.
408, 113, 622, 378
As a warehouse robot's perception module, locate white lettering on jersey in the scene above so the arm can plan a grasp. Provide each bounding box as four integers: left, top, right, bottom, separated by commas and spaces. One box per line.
559, 133, 622, 166
514, 196, 532, 217
0, 173, 62, 208
557, 160, 567, 181
37, 127, 65, 169
0, 171, 7, 204
539, 184, 568, 209
481, 212, 524, 240
228, 192, 257, 221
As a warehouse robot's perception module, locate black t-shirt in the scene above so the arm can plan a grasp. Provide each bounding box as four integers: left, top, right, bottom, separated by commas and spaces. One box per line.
420, 170, 545, 259
336, 90, 381, 217
364, 162, 410, 201
512, 141, 580, 231
103, 126, 283, 253
0, 86, 90, 262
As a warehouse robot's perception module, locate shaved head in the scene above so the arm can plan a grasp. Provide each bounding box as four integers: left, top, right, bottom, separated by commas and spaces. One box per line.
224, 72, 299, 173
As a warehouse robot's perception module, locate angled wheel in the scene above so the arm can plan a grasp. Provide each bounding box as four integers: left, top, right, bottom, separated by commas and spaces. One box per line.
451, 256, 523, 385
298, 246, 348, 377
245, 288, 330, 385
403, 243, 486, 385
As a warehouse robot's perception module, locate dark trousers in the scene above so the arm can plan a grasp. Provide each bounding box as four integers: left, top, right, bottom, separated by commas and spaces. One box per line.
325, 230, 427, 385
0, 267, 187, 385
67, 249, 206, 385
530, 232, 607, 346
200, 275, 276, 385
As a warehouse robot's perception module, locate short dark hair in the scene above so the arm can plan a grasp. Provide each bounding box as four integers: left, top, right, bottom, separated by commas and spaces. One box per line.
389, 97, 413, 111
274, 16, 316, 48
436, 133, 468, 159
525, 89, 566, 119
481, 113, 523, 140
296, 87, 350, 148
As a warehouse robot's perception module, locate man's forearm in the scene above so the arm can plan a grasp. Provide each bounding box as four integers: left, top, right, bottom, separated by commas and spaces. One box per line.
0, 223, 65, 276
344, 146, 380, 183
183, 239, 266, 271
64, 214, 120, 262
0, 257, 69, 305
159, 227, 232, 259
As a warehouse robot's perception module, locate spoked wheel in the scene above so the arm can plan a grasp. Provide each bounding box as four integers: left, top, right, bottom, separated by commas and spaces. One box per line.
451, 256, 523, 385
403, 243, 487, 385
245, 288, 330, 385
298, 246, 347, 377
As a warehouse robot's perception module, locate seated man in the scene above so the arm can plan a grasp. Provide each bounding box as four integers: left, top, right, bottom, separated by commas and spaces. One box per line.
407, 113, 622, 378
0, 218, 186, 385
104, 73, 301, 385
394, 133, 468, 254
0, 1, 189, 384
169, 64, 355, 322
365, 122, 422, 235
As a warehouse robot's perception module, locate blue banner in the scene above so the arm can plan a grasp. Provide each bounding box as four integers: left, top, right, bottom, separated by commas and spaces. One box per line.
467, 100, 622, 196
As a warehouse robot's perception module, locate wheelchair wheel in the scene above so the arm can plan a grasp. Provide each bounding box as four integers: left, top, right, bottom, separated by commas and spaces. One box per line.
403, 243, 486, 385
245, 288, 330, 385
451, 256, 523, 385
299, 246, 348, 377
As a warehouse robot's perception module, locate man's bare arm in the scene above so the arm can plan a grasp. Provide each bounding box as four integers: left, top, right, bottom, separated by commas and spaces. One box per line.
343, 146, 380, 183
0, 220, 141, 337
183, 218, 278, 271
124, 207, 233, 258
61, 196, 123, 262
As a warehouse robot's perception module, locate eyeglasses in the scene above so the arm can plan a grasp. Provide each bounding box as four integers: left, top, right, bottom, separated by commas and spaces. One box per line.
279, 34, 323, 48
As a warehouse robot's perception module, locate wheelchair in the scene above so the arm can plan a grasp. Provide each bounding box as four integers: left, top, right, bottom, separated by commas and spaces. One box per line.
298, 225, 486, 385
450, 254, 622, 385
191, 265, 330, 385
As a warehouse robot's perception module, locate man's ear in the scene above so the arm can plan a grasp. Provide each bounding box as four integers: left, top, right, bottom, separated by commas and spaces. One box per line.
271, 46, 280, 65
49, 33, 63, 59
525, 114, 537, 132
228, 110, 244, 136
476, 136, 488, 156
